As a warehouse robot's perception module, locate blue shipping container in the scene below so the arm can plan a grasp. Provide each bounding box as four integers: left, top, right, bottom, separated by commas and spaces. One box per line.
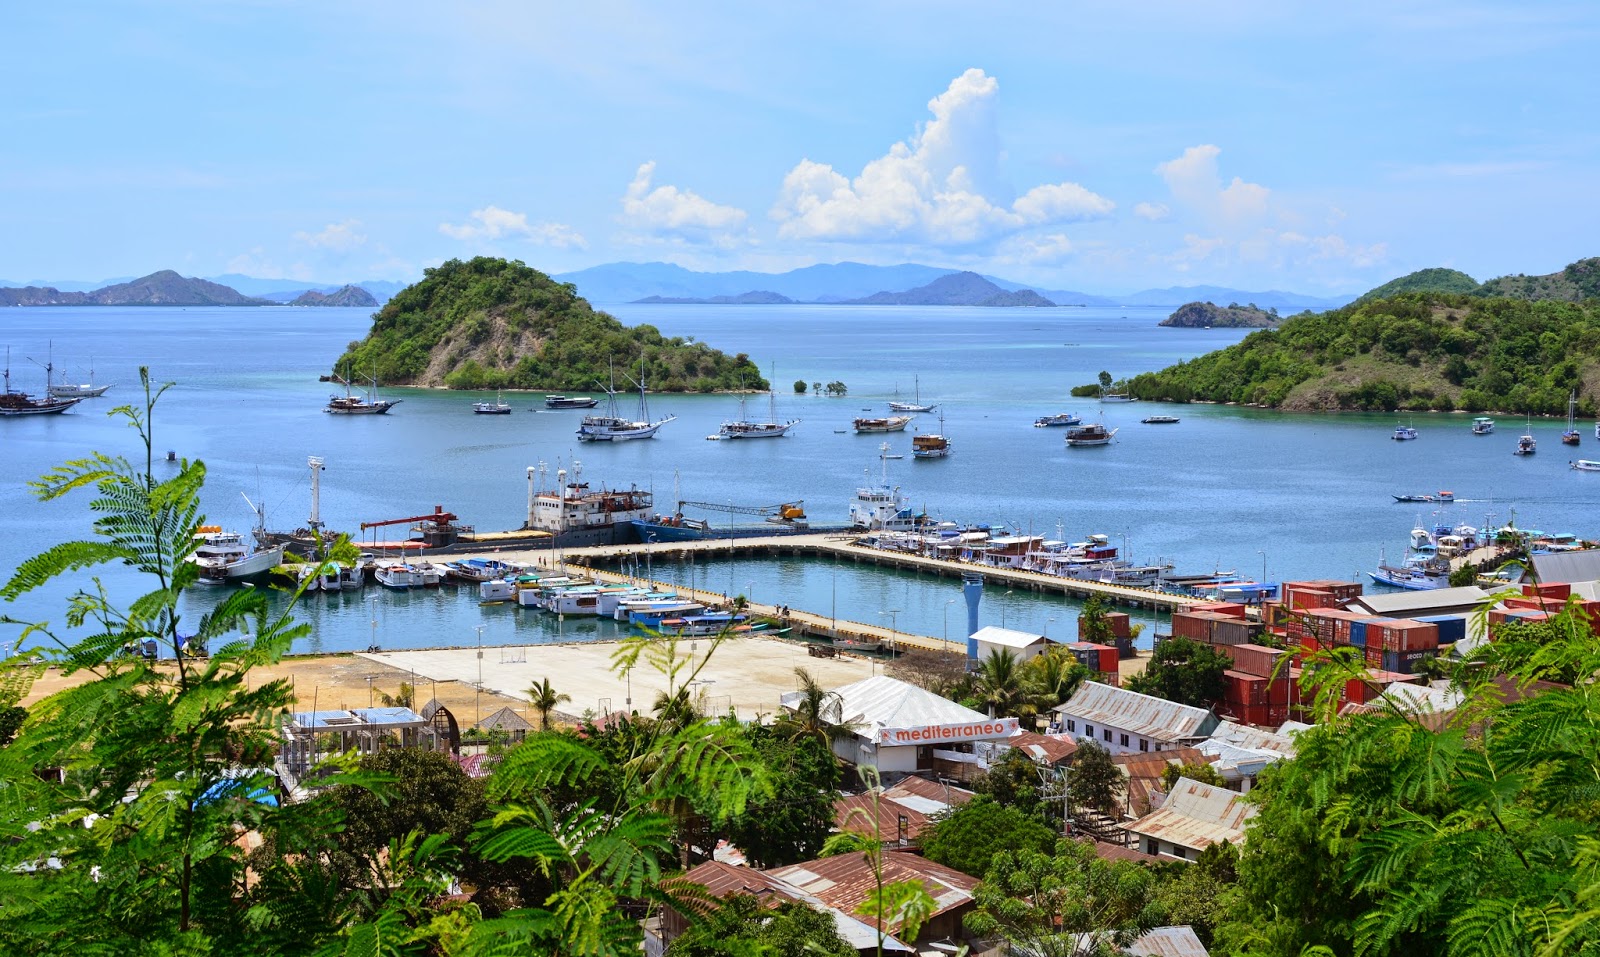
1417, 615, 1467, 644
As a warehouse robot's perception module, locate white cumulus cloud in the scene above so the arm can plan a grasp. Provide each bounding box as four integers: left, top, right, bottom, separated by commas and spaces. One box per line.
1156, 145, 1270, 224
293, 220, 367, 252
770, 68, 1113, 247
439, 206, 588, 248
620, 161, 748, 240
1133, 202, 1170, 222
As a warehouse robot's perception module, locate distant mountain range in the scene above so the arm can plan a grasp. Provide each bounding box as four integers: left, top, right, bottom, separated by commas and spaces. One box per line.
292, 284, 379, 307
633, 290, 796, 305
0, 271, 270, 307
840, 271, 1055, 306
1, 273, 403, 304
555, 260, 1355, 312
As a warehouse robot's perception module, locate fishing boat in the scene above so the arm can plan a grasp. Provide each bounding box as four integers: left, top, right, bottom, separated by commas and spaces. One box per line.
576, 359, 676, 442
47, 356, 112, 398
375, 563, 418, 589
191, 526, 286, 584
0, 347, 80, 416
472, 390, 512, 415
325, 371, 399, 415
1563, 390, 1581, 445
1573, 460, 1600, 472
850, 443, 922, 530
544, 394, 600, 409
853, 414, 912, 433
912, 414, 951, 459
718, 371, 799, 439
1141, 415, 1180, 424
1392, 491, 1455, 504
1034, 412, 1082, 428
1392, 423, 1419, 441
1472, 416, 1495, 435
887, 375, 937, 413
1369, 524, 1451, 590
1064, 423, 1117, 447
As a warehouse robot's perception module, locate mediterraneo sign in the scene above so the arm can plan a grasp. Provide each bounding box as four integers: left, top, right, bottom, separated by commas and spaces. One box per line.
878, 717, 1018, 745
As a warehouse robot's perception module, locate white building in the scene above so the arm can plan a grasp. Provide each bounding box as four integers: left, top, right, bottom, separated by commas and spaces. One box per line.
969, 625, 1052, 663
1123, 777, 1257, 861
781, 675, 1017, 774
1053, 681, 1218, 756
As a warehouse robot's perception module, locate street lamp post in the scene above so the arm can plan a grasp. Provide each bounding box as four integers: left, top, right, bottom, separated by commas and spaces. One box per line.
879, 609, 901, 655
745, 580, 755, 609
474, 624, 485, 727
367, 596, 380, 652
1001, 590, 1014, 628
943, 598, 958, 643
1046, 616, 1057, 640
1258, 549, 1267, 586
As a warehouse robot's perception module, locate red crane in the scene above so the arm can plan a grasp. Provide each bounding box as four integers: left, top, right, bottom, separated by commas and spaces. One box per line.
359, 505, 459, 531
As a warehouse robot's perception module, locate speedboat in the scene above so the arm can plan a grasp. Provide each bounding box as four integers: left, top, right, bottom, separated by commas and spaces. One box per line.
1573, 460, 1600, 472
1065, 423, 1117, 447
545, 394, 600, 409
1141, 415, 1180, 424
1392, 424, 1419, 441
1035, 412, 1082, 428
1472, 416, 1495, 435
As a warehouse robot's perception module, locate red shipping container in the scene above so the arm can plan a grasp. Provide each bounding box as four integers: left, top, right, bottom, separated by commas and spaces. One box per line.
1171, 612, 1213, 642
1096, 646, 1119, 673
1104, 612, 1132, 639
1180, 601, 1247, 619
1229, 643, 1287, 678
1225, 669, 1273, 706
1522, 582, 1571, 601
1235, 703, 1272, 726
1371, 620, 1439, 653
1504, 596, 1556, 612
1286, 588, 1335, 611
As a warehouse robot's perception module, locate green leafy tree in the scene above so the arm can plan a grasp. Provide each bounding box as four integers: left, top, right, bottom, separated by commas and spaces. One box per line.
1068, 740, 1122, 819
1026, 648, 1089, 711
528, 676, 572, 730
825, 769, 941, 954
793, 379, 808, 394
824, 380, 848, 396
1124, 637, 1230, 707
670, 894, 854, 957
1098, 370, 1114, 389
1150, 843, 1238, 948
776, 667, 853, 745
1448, 561, 1478, 587
721, 727, 838, 868
919, 795, 1057, 878
975, 748, 1049, 819
1078, 594, 1116, 644
966, 838, 1159, 957
327, 747, 488, 886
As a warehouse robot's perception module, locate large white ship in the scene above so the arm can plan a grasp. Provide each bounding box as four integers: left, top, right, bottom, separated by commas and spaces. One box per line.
191, 527, 285, 584
527, 462, 655, 547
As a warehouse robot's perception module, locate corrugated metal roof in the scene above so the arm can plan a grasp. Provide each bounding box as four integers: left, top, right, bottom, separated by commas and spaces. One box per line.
781, 675, 997, 740
1127, 925, 1211, 956
970, 625, 1049, 650
882, 774, 975, 810
1526, 551, 1600, 586
1346, 586, 1488, 616
1004, 730, 1079, 766
1123, 778, 1256, 852
668, 861, 915, 952
1055, 682, 1217, 741
478, 706, 533, 731
769, 851, 979, 932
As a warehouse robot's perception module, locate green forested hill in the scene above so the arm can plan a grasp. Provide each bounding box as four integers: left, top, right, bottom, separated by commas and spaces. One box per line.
1355, 267, 1479, 303
1128, 293, 1600, 413
334, 258, 765, 391
1476, 256, 1600, 301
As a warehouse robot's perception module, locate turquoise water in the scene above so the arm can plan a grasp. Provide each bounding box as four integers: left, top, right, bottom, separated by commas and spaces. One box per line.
1, 302, 1589, 653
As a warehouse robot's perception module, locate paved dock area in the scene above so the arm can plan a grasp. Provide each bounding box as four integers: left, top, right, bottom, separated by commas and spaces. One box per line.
359, 634, 877, 724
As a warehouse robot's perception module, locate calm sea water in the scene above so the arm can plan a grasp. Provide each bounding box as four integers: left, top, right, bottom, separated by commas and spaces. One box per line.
2, 302, 1590, 654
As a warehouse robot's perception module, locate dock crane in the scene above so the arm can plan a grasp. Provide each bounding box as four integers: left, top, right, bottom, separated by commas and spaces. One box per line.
674, 500, 807, 527
359, 506, 472, 547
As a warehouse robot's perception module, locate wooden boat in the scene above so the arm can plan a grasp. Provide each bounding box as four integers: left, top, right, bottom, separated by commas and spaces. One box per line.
852, 415, 912, 433
1065, 423, 1117, 447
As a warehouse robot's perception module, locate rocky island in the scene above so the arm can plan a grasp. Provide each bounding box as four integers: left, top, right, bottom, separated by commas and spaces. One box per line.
333, 257, 765, 391
292, 285, 379, 307
1159, 301, 1281, 328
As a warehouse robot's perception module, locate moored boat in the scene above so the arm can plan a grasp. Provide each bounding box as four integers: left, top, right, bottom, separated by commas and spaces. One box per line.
325, 372, 399, 415
887, 375, 937, 413
376, 563, 418, 589
719, 372, 799, 439
1034, 412, 1082, 428
472, 390, 512, 415
1515, 432, 1537, 456
1, 347, 81, 417
576, 360, 675, 442
1141, 415, 1180, 424
1064, 423, 1117, 446
911, 413, 951, 459
1100, 392, 1136, 403
1573, 460, 1600, 472
191, 526, 286, 584
545, 394, 600, 409
1472, 416, 1495, 435
48, 357, 112, 398
1392, 423, 1419, 441
852, 414, 912, 433
1563, 390, 1581, 445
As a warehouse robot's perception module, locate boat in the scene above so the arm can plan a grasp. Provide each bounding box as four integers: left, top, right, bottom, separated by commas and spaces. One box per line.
719, 370, 799, 439
473, 390, 512, 415
1034, 412, 1082, 428
47, 355, 112, 398
1141, 415, 1180, 424
850, 443, 923, 530
445, 558, 516, 583
325, 371, 399, 415
1064, 423, 1117, 447
1472, 416, 1495, 435
1515, 427, 1537, 456
1563, 390, 1581, 445
0, 347, 80, 417
375, 563, 418, 589
576, 359, 676, 442
1573, 460, 1600, 472
1392, 491, 1455, 504
412, 561, 445, 587
190, 526, 286, 584
852, 415, 913, 433
1392, 423, 1419, 441
526, 462, 656, 547
544, 394, 600, 409
1100, 391, 1136, 403
651, 612, 749, 637
912, 414, 951, 459
887, 375, 936, 413
1368, 524, 1452, 590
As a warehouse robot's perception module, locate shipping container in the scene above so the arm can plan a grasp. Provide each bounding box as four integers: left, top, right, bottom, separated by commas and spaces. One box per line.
1522, 582, 1571, 601
1229, 643, 1287, 679
1285, 587, 1335, 611
1170, 612, 1214, 642
1380, 648, 1436, 674
1104, 612, 1132, 638
1179, 601, 1247, 619
1416, 615, 1467, 644
1210, 617, 1261, 647
1369, 620, 1440, 653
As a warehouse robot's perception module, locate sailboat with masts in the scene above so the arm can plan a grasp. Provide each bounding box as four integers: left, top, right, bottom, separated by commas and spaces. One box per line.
325, 364, 400, 415
48, 354, 113, 398
888, 374, 937, 413
576, 357, 676, 442
1, 345, 80, 416
1562, 389, 1580, 445
718, 367, 799, 439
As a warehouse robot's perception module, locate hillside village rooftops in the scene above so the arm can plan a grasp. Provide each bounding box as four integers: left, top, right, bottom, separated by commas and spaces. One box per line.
769, 851, 979, 935
1055, 682, 1216, 741
1124, 777, 1258, 852
669, 860, 914, 953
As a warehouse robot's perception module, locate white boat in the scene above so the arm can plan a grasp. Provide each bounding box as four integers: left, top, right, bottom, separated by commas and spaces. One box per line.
1392, 423, 1419, 441
1472, 416, 1495, 435
191, 526, 286, 584
1141, 415, 1180, 424
294, 565, 322, 592
544, 394, 600, 409
336, 565, 363, 590
412, 561, 444, 587
1065, 423, 1117, 446
1573, 460, 1600, 472
375, 564, 418, 589
577, 359, 675, 442
1515, 431, 1537, 456
472, 390, 512, 415
1369, 525, 1451, 590
888, 375, 936, 413
1563, 390, 1581, 446
1034, 412, 1081, 428
47, 356, 112, 398
912, 413, 951, 459
850, 443, 921, 530
479, 579, 517, 601
719, 372, 799, 439
1100, 392, 1136, 403
852, 414, 913, 433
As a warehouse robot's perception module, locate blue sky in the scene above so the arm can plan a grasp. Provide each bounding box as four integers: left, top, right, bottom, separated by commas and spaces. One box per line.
2, 1, 1596, 293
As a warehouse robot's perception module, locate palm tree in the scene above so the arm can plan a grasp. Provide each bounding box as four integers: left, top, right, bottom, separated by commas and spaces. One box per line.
779, 667, 849, 744
976, 649, 1027, 717
527, 677, 571, 731
1027, 649, 1088, 711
